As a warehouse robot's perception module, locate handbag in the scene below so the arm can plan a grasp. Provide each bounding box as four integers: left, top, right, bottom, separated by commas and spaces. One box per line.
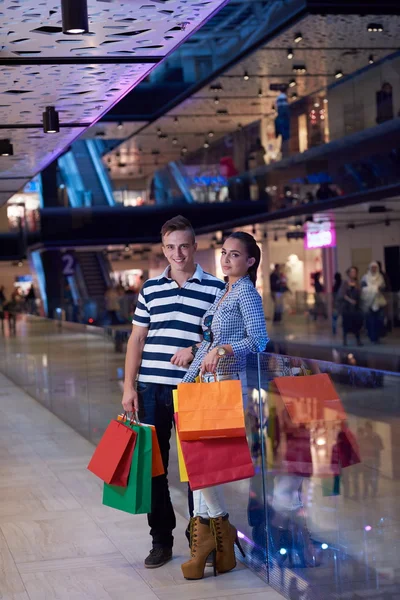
87, 419, 137, 487
177, 377, 245, 441
103, 422, 152, 514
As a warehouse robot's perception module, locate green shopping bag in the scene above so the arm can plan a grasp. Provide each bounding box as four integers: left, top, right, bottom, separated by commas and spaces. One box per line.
103, 423, 152, 514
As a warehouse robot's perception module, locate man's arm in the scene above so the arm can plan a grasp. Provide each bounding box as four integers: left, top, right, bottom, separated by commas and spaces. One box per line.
122, 324, 148, 412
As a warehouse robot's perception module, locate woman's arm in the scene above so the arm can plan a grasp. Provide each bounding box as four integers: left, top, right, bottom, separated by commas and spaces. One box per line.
230, 288, 269, 358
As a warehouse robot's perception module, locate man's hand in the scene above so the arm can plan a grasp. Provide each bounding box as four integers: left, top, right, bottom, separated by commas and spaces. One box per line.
171, 346, 193, 367
122, 387, 139, 413
200, 348, 220, 374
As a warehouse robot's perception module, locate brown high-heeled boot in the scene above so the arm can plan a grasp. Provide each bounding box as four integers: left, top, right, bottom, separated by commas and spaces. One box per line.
181, 517, 217, 580
211, 514, 245, 574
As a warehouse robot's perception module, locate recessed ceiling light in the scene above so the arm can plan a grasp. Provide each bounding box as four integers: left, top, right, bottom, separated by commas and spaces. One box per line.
323, 98, 328, 103
335, 70, 344, 79
181, 146, 188, 154
172, 137, 178, 145
203, 140, 210, 149
287, 48, 293, 59
208, 131, 214, 138
214, 96, 219, 105
369, 54, 374, 64
367, 23, 383, 32
243, 71, 249, 81
289, 79, 296, 88
294, 32, 302, 43
258, 88, 263, 98
293, 65, 306, 74
61, 0, 89, 34
117, 121, 123, 130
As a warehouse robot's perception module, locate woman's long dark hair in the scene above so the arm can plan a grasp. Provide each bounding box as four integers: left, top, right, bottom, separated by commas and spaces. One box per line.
227, 231, 261, 286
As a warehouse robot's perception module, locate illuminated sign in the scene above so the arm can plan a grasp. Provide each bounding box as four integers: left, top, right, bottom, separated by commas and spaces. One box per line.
305, 220, 336, 249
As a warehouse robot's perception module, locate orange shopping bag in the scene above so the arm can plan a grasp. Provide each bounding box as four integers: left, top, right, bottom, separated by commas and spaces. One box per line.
177, 377, 245, 441
172, 389, 188, 482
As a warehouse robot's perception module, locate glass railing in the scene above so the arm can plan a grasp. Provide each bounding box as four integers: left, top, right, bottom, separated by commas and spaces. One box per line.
0, 315, 399, 600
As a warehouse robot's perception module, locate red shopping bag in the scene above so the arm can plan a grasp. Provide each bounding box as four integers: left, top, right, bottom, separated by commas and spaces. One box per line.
177, 417, 254, 491
87, 420, 137, 486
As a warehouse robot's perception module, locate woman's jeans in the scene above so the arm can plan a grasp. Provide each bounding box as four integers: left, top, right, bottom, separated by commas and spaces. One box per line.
192, 372, 247, 519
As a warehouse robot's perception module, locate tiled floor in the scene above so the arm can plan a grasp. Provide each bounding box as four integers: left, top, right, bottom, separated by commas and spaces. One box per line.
0, 372, 284, 600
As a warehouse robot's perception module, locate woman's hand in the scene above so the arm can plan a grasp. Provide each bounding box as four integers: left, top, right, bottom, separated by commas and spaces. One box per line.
200, 348, 220, 374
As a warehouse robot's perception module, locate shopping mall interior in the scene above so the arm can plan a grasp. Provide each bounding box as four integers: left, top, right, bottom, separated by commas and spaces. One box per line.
1, 1, 400, 599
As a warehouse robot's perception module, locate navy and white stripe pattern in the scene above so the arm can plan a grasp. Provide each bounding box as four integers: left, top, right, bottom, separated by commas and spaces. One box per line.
133, 264, 225, 385
182, 275, 269, 383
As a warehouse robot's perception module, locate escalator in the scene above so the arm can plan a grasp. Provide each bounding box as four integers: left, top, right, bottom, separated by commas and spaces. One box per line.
75, 250, 112, 321
58, 140, 115, 207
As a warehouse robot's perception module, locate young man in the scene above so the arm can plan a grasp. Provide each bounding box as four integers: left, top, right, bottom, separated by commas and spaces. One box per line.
122, 215, 225, 568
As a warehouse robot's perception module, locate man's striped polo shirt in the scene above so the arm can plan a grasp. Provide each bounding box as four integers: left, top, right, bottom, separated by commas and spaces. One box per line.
132, 264, 225, 385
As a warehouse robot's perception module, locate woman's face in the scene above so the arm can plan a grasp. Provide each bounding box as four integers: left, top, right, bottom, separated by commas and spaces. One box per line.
349, 268, 357, 280
370, 264, 378, 275
220, 237, 255, 280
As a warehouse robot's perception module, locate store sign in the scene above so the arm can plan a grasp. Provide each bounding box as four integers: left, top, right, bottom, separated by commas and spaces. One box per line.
305, 220, 336, 249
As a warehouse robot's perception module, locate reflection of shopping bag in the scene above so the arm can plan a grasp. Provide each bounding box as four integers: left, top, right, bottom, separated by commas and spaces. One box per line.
177, 415, 254, 491
87, 420, 137, 487
273, 373, 346, 424
103, 424, 152, 514
177, 379, 245, 440
172, 390, 188, 482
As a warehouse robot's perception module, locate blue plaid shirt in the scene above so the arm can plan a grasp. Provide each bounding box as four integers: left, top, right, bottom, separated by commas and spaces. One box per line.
182, 275, 269, 382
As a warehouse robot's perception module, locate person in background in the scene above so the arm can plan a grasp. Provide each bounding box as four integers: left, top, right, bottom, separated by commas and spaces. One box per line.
338, 267, 363, 346
104, 285, 121, 325
121, 215, 225, 569
312, 272, 327, 321
332, 272, 342, 335
180, 231, 268, 580
0, 285, 6, 333
377, 260, 392, 335
359, 421, 384, 498
26, 284, 37, 315
5, 290, 20, 335
361, 262, 386, 344
270, 264, 283, 323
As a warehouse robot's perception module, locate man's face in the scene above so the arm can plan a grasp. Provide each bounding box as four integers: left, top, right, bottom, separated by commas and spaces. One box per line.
162, 229, 197, 272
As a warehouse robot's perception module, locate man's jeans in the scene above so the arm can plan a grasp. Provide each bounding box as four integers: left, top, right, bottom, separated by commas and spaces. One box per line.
138, 382, 176, 549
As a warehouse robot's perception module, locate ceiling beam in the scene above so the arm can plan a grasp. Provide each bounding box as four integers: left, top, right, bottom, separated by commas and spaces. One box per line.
0, 123, 91, 129
0, 56, 162, 66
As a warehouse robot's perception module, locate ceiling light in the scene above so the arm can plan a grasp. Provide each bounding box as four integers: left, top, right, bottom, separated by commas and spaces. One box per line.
174, 116, 179, 123
214, 96, 219, 105
203, 140, 210, 149
369, 54, 374, 64
289, 79, 296, 88
258, 88, 263, 98
291, 92, 298, 99
347, 223, 355, 230
323, 98, 328, 103
294, 32, 302, 43
43, 106, 59, 133
243, 71, 249, 81
208, 131, 214, 138
181, 146, 188, 154
117, 121, 123, 130
287, 48, 294, 59
274, 232, 278, 242
293, 65, 306, 74
216, 108, 228, 115
367, 23, 383, 32
61, 0, 89, 34
210, 83, 223, 91
314, 101, 320, 108
157, 128, 162, 136
172, 137, 178, 145
0, 139, 13, 156
335, 70, 344, 79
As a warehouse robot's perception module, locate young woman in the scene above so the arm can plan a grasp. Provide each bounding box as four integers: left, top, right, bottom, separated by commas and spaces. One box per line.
180, 231, 269, 580
338, 266, 363, 346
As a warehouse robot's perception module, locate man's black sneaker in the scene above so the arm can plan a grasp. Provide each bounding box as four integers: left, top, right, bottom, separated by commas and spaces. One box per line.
144, 547, 173, 569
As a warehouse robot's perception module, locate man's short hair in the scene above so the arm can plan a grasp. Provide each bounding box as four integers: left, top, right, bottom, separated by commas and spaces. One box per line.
161, 215, 195, 243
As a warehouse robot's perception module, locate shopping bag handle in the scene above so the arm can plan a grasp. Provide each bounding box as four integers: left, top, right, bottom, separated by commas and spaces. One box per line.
199, 373, 217, 383
121, 410, 141, 425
